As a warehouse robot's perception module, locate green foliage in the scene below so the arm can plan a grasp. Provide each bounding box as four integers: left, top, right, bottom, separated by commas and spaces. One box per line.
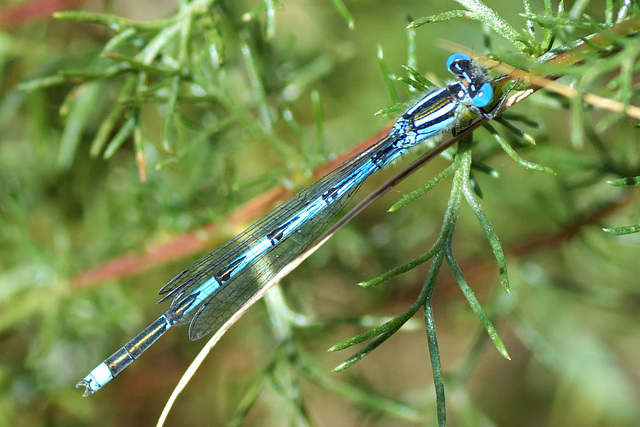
3, 0, 640, 426
603, 175, 640, 235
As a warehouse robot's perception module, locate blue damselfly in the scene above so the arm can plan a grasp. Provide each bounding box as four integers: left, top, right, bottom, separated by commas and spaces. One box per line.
77, 53, 505, 396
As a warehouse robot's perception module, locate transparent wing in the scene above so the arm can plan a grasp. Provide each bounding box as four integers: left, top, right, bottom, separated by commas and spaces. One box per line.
158, 134, 399, 339
187, 176, 365, 339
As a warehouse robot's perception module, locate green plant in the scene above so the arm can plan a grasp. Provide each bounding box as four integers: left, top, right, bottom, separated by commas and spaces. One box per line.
3, 0, 640, 425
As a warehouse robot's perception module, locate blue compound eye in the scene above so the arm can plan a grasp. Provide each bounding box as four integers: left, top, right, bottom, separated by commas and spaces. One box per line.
472, 82, 493, 107
446, 53, 472, 76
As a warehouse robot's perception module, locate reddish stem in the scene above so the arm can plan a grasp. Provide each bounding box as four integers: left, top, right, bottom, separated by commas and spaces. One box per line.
74, 126, 393, 287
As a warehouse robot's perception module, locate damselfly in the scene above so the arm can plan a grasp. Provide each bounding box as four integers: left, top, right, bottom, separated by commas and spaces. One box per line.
77, 53, 505, 396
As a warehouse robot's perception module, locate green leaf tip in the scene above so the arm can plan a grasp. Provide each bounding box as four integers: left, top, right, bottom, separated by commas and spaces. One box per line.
329, 0, 355, 30
331, 361, 349, 372
486, 123, 555, 175
501, 278, 511, 294
486, 325, 510, 360
608, 176, 640, 187
603, 224, 640, 235
389, 164, 455, 212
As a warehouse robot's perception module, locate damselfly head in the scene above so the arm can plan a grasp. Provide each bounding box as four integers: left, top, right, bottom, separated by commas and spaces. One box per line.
446, 53, 494, 108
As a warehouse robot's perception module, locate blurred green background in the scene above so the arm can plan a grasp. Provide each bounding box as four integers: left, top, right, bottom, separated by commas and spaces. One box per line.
1, 0, 639, 425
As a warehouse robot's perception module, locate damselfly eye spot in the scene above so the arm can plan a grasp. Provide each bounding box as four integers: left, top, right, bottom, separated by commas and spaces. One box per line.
471, 82, 493, 108
446, 53, 472, 76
